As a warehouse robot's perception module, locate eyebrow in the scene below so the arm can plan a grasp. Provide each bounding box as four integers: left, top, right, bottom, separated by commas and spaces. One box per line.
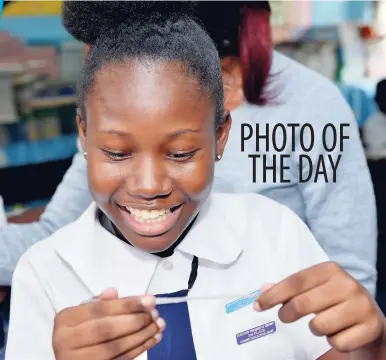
167, 129, 200, 139
97, 129, 200, 138
97, 129, 131, 137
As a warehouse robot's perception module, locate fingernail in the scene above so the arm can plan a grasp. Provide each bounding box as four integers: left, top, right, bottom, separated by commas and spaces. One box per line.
260, 283, 275, 293
156, 317, 166, 331
151, 309, 159, 321
140, 296, 155, 309
154, 333, 162, 342
99, 288, 118, 300
253, 301, 262, 312
104, 287, 117, 293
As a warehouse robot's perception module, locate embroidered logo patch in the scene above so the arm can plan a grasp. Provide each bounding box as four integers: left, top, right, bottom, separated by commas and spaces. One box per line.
225, 290, 260, 314
236, 321, 276, 345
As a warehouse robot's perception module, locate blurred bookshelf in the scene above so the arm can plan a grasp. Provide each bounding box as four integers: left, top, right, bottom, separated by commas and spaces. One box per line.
0, 11, 81, 209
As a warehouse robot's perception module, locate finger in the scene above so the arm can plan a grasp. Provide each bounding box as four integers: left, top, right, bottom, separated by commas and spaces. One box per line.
68, 311, 157, 348
276, 279, 354, 323
327, 319, 383, 353
97, 288, 119, 301
79, 288, 118, 305
56, 295, 156, 327
309, 299, 364, 337
119, 333, 163, 360
310, 293, 381, 338
255, 262, 340, 311
75, 317, 165, 359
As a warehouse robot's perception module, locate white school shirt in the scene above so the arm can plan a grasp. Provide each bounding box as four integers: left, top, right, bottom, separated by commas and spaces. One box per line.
6, 193, 332, 360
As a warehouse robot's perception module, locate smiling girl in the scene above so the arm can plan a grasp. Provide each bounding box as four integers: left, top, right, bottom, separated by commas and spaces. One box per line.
5, 2, 386, 360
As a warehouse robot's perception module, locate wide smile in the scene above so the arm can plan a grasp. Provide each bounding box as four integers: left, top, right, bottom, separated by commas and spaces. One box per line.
118, 203, 183, 237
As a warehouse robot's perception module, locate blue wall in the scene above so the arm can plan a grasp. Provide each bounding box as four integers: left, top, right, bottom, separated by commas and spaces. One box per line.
0, 15, 72, 45
312, 1, 374, 27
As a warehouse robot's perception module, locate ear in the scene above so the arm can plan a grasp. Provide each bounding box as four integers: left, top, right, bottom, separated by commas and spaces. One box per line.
221, 57, 243, 111
215, 111, 232, 161
76, 110, 87, 154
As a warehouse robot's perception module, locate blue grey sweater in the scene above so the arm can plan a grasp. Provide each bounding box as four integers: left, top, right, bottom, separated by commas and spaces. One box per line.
0, 52, 377, 295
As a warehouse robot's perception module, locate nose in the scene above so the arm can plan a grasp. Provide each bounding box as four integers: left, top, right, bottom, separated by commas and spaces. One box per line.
127, 155, 172, 199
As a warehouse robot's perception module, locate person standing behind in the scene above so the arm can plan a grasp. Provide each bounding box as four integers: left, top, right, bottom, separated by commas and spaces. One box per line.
0, 1, 377, 294
196, 1, 377, 295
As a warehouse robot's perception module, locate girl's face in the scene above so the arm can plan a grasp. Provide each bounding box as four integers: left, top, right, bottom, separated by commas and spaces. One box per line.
78, 60, 231, 253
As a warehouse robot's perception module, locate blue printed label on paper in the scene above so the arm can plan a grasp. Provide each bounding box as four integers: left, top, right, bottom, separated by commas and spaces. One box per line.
225, 290, 260, 314
236, 321, 276, 345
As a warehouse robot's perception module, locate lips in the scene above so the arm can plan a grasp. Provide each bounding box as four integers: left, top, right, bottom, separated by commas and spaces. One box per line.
119, 203, 183, 237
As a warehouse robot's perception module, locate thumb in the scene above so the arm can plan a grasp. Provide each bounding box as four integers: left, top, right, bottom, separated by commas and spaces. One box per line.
96, 288, 119, 301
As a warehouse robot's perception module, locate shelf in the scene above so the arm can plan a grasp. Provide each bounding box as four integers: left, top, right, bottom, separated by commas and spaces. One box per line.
27, 95, 76, 110
0, 134, 78, 168
0, 64, 25, 75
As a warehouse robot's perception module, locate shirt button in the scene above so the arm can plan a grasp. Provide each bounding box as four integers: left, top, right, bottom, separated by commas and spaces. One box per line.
162, 260, 173, 271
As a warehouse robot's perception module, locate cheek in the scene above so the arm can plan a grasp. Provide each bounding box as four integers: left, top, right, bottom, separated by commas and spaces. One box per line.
87, 156, 124, 203
172, 151, 215, 201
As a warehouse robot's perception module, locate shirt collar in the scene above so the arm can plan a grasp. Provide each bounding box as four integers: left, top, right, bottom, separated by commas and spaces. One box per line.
175, 194, 245, 265
54, 194, 245, 297
54, 204, 158, 297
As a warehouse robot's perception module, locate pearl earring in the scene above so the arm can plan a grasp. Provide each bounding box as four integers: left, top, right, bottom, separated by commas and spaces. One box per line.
83, 152, 87, 158
216, 154, 222, 160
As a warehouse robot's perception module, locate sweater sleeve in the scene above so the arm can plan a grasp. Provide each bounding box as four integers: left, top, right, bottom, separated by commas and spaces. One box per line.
292, 82, 377, 295
0, 151, 92, 285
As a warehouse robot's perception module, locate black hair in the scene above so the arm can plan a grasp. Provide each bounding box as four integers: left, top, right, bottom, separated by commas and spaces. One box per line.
195, 2, 270, 57
62, 1, 224, 128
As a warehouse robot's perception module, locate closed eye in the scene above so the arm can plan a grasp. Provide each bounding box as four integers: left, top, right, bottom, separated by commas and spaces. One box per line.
102, 149, 131, 161
168, 150, 198, 162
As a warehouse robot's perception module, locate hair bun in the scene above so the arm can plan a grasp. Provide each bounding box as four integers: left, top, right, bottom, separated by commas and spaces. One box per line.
62, 1, 195, 44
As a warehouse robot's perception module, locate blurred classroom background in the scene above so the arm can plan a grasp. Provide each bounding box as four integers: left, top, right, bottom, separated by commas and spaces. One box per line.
0, 0, 385, 215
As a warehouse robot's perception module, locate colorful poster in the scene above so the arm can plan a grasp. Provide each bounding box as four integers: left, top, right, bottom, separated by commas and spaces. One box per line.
2, 1, 62, 17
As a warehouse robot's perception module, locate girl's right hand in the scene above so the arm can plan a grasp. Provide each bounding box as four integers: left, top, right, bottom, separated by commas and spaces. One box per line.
52, 291, 165, 360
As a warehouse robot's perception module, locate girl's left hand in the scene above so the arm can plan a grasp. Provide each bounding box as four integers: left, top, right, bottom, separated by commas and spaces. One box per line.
254, 261, 385, 353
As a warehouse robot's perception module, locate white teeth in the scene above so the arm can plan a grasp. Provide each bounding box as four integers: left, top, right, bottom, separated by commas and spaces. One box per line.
125, 207, 170, 222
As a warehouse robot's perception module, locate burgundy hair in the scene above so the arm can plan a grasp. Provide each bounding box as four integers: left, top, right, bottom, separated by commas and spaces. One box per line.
239, 5, 272, 105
